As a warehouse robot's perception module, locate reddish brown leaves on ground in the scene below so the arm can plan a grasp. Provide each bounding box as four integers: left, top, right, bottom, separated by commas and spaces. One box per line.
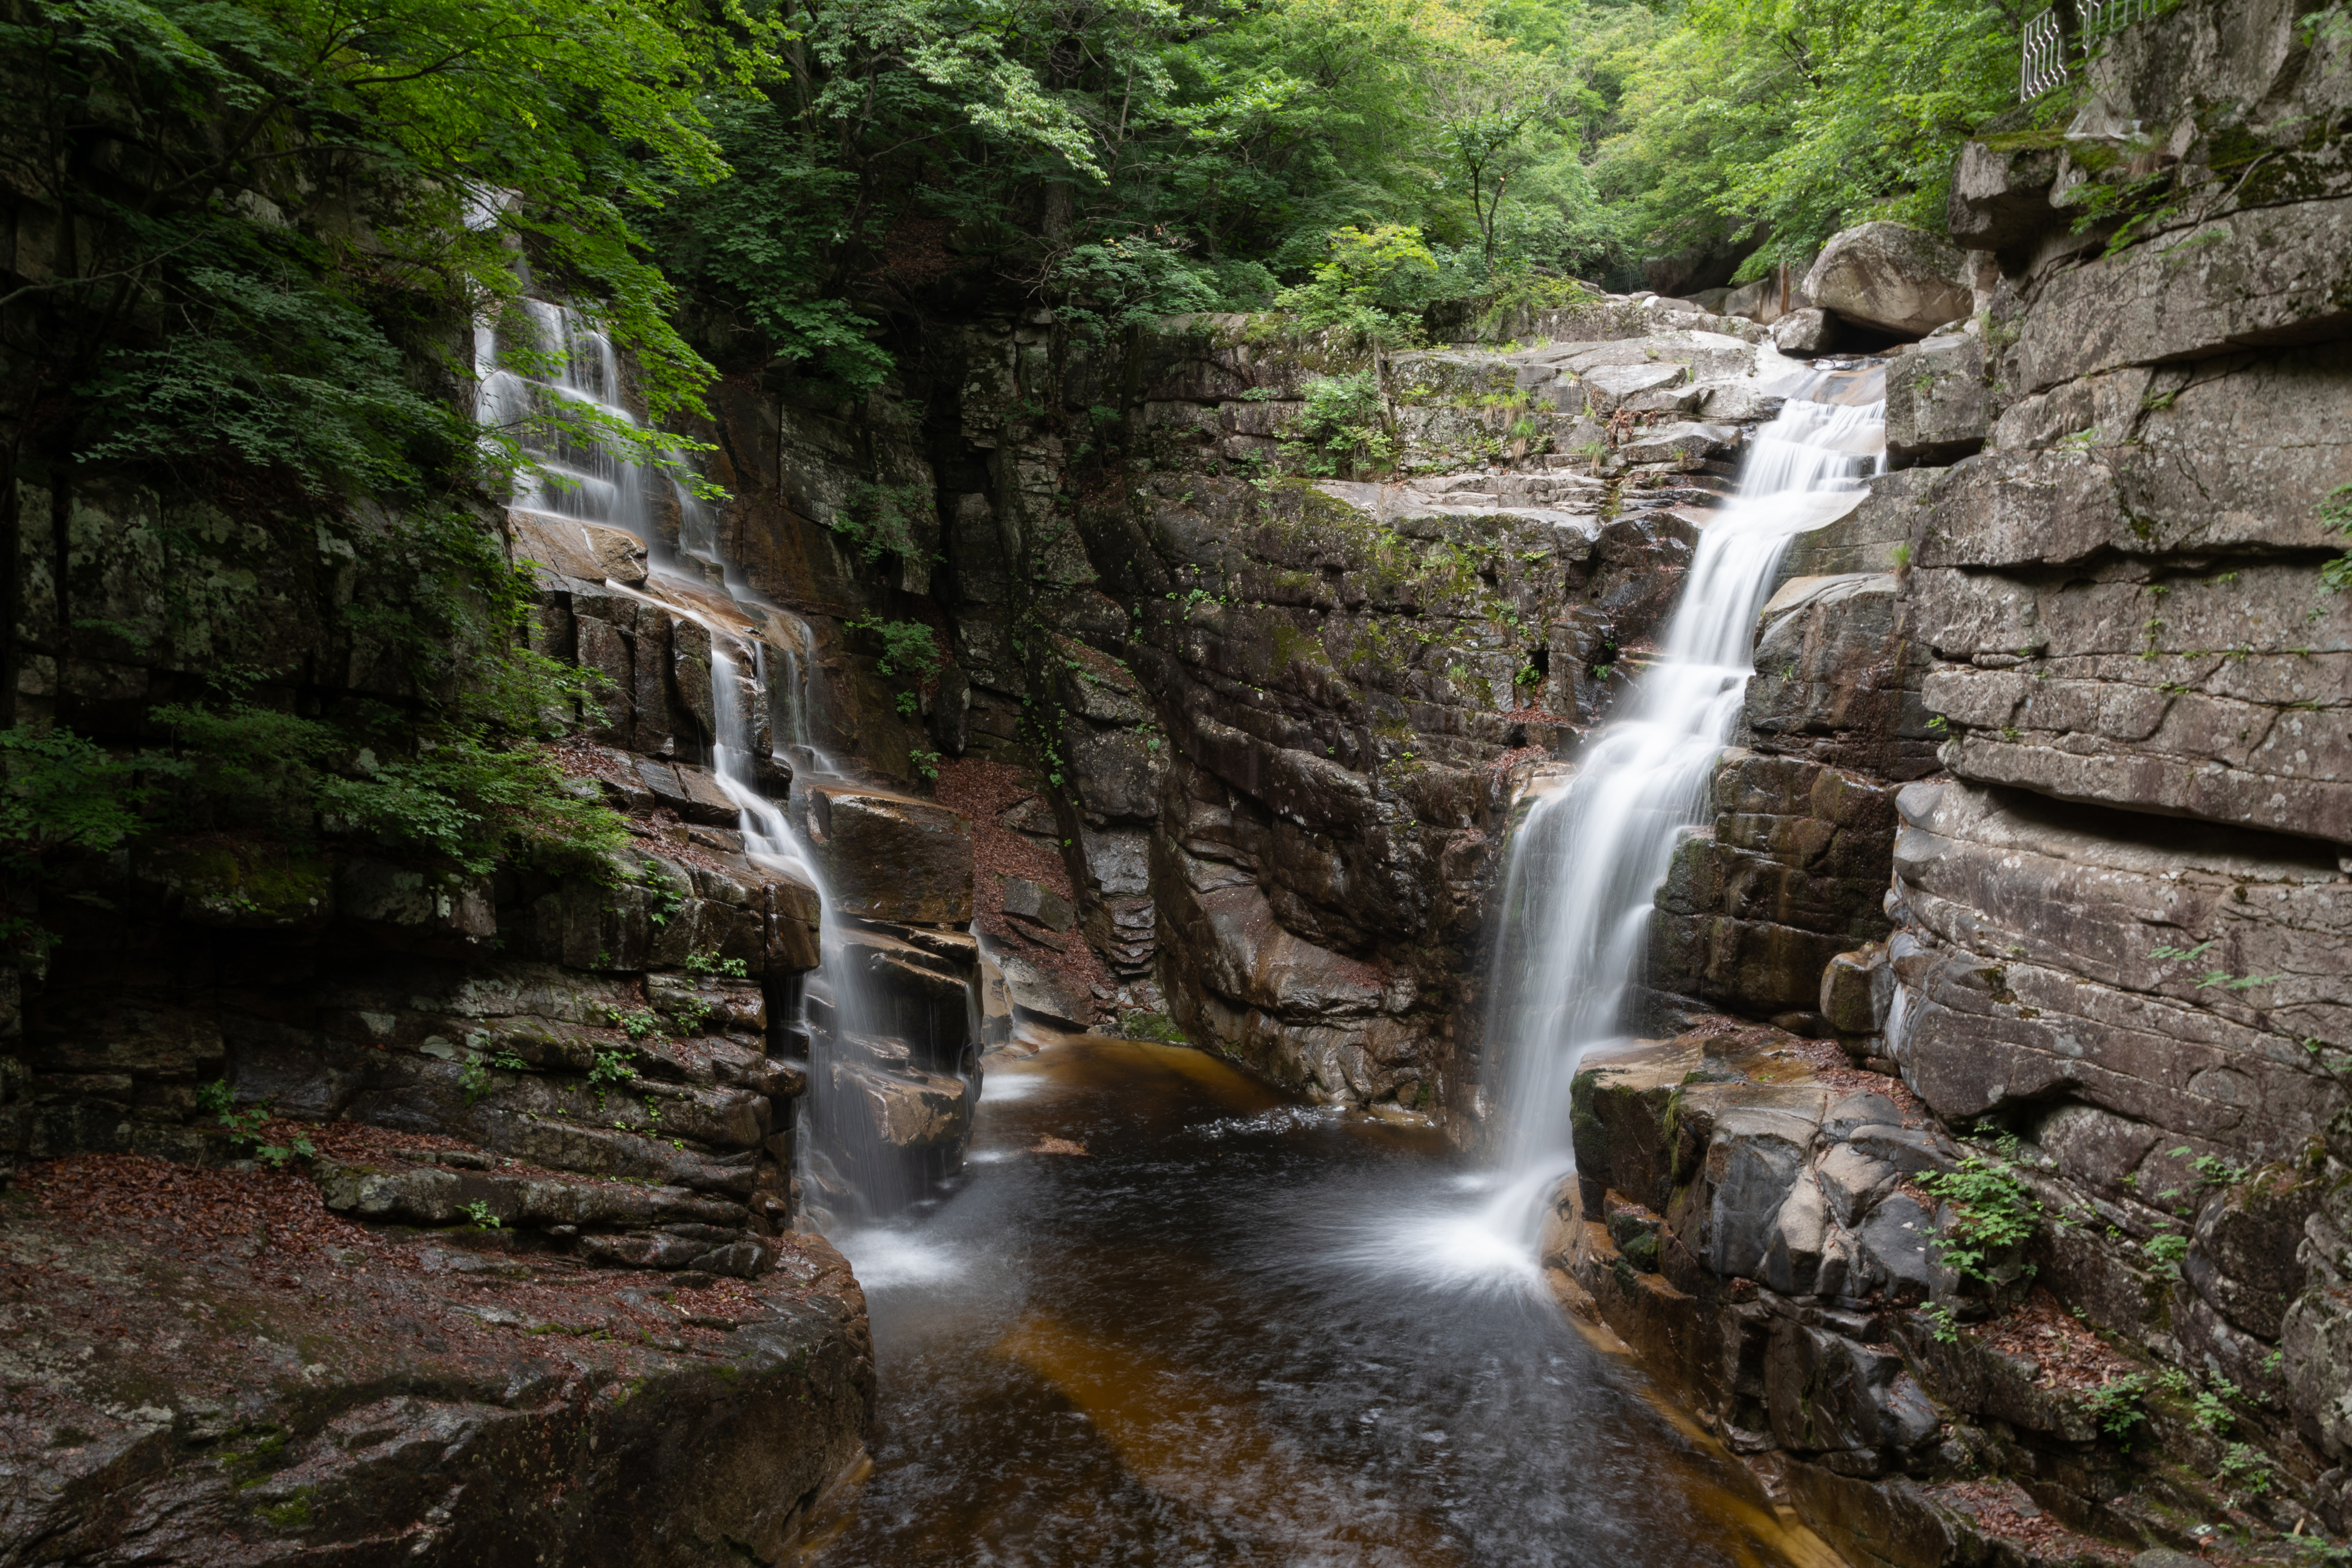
936, 757, 1114, 1009
1926, 1479, 2129, 1563
1779, 1035, 1927, 1124
14, 1152, 400, 1277
1977, 1287, 2139, 1392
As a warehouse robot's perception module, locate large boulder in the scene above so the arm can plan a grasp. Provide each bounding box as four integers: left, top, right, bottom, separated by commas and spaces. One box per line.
793, 782, 974, 925
1800, 223, 1973, 339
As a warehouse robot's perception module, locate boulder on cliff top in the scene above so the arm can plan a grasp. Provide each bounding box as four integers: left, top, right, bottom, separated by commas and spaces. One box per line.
1800, 222, 1972, 339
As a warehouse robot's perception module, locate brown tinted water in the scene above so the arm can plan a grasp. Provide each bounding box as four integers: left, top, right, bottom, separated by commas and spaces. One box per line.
811, 1037, 1837, 1568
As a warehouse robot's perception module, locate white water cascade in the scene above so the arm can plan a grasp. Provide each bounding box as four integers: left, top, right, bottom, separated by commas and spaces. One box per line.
1357, 375, 1887, 1292
473, 299, 907, 1229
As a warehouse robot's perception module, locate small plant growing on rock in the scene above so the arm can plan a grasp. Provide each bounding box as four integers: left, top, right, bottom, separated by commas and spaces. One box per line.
2081, 1373, 2150, 1445
633, 868, 687, 929
196, 1081, 316, 1167
1919, 1135, 2039, 1295
2317, 483, 2352, 594
463, 1199, 501, 1229
1282, 372, 1395, 477
1920, 1301, 1961, 1344
459, 1040, 529, 1105
604, 1006, 662, 1041
683, 950, 749, 979
587, 1048, 637, 1111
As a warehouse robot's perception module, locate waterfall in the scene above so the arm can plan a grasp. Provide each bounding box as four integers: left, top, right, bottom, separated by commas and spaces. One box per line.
1485, 393, 1887, 1179
475, 300, 655, 536
474, 298, 909, 1231
1357, 380, 1886, 1290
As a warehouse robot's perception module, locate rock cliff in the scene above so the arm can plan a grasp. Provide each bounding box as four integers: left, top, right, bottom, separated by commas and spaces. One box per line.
1546, 4, 2352, 1563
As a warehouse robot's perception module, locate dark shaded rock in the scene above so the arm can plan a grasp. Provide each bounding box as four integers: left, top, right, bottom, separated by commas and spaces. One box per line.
0, 1160, 871, 1567
1766, 1316, 1941, 1455
1651, 752, 1902, 1020
1946, 139, 2063, 256
795, 782, 974, 925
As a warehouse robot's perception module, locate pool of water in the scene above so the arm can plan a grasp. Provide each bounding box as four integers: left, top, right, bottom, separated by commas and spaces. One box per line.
810, 1036, 1837, 1568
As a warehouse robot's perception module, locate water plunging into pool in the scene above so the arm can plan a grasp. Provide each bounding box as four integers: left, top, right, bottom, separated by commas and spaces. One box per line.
1378, 378, 1889, 1289
480, 303, 1883, 1557
473, 300, 906, 1225
811, 380, 1883, 1564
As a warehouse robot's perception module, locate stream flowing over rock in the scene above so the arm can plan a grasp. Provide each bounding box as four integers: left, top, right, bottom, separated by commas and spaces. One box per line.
4, 0, 2351, 1559
1529, 5, 2352, 1563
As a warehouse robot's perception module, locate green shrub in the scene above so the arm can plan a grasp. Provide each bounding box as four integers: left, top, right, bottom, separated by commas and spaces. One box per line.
1282, 373, 1396, 477
1919, 1135, 2040, 1292
1273, 225, 1446, 345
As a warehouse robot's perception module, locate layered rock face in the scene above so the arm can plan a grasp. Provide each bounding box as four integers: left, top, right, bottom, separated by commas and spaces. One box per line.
844, 296, 1820, 1108
1552, 4, 2352, 1561
1056, 309, 1819, 1106
1, 356, 988, 1556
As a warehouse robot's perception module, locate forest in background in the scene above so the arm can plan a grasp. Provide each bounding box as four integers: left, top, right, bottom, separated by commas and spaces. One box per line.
0, 0, 2027, 904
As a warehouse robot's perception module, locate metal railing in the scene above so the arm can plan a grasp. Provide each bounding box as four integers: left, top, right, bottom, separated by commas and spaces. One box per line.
2020, 0, 2167, 99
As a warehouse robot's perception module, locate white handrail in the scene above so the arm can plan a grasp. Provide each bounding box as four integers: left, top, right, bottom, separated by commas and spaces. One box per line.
2019, 0, 2166, 101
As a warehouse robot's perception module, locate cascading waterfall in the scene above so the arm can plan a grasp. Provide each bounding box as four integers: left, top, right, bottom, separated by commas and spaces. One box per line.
475, 300, 654, 534
474, 298, 905, 1230
1486, 390, 1887, 1178
1365, 377, 1887, 1289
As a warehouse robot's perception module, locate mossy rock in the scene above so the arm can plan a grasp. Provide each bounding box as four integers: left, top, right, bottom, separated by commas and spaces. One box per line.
136, 841, 333, 929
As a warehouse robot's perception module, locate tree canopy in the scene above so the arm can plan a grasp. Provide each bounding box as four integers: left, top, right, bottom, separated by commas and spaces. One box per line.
0, 0, 2030, 891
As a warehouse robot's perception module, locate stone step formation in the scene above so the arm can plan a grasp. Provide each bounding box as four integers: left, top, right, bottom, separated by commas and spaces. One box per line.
2, 0, 2348, 1558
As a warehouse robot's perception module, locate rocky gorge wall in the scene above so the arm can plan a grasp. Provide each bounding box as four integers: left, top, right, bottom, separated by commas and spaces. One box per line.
1545, 5, 2352, 1564
6, 2, 2351, 1562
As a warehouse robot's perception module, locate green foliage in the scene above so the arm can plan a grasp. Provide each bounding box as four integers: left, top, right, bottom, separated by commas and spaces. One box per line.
459, 1045, 528, 1106
0, 727, 163, 864
2081, 1373, 2150, 1442
1274, 225, 1449, 343
1920, 1300, 1960, 1344
2220, 1441, 2274, 1499
860, 620, 943, 683
587, 1046, 637, 1111
2321, 484, 2352, 593
1282, 372, 1396, 477
604, 1008, 663, 1042
1597, 0, 2025, 277
827, 483, 935, 566
463, 1199, 502, 1229
684, 950, 750, 979
196, 1081, 316, 1166
139, 644, 629, 877
849, 616, 943, 721
5, 0, 729, 496
2144, 1229, 2191, 1280
1919, 1135, 2040, 1292
1053, 238, 1224, 339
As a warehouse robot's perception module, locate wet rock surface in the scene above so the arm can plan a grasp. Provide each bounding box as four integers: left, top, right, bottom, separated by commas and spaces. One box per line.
1563, 4, 2352, 1562
0, 1152, 871, 1565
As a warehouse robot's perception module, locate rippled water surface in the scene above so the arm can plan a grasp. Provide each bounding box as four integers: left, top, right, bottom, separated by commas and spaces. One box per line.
811, 1037, 1836, 1568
